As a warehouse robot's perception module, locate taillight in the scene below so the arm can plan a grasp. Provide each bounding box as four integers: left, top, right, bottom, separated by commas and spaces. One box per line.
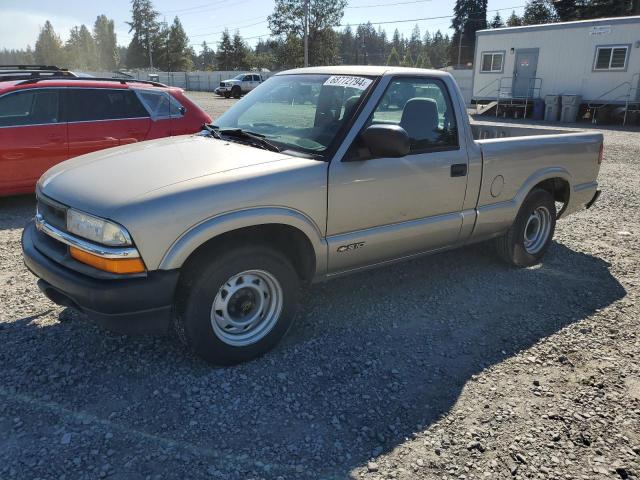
598, 143, 604, 165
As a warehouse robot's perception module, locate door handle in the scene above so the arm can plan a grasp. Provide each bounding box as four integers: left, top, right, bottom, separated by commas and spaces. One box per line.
450, 164, 467, 177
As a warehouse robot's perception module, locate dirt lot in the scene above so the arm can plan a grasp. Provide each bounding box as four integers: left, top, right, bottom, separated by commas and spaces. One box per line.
1, 92, 639, 479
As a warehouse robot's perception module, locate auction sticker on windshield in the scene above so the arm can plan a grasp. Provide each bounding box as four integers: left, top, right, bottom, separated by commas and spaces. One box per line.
324, 76, 373, 90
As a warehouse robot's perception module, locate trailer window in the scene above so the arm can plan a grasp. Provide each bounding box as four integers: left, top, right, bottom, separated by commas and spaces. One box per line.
594, 45, 629, 71
480, 52, 504, 73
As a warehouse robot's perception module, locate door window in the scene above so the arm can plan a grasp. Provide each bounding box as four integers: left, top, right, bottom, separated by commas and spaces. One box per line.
66, 89, 149, 122
367, 77, 458, 153
137, 90, 184, 118
252, 75, 261, 82
243, 75, 252, 81
0, 90, 60, 127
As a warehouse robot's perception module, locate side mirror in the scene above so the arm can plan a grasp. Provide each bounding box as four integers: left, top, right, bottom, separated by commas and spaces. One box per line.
360, 124, 410, 159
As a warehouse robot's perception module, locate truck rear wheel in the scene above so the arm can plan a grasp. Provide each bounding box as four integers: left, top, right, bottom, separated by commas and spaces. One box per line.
175, 246, 300, 365
496, 188, 556, 267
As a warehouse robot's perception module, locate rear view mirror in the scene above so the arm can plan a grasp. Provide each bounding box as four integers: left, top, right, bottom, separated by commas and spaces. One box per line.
361, 124, 410, 158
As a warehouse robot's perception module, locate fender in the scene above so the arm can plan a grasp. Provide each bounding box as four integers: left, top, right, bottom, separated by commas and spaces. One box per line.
158, 207, 328, 275
471, 166, 572, 240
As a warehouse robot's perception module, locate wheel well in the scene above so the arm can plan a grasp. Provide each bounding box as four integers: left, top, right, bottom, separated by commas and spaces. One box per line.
181, 224, 316, 283
533, 178, 570, 216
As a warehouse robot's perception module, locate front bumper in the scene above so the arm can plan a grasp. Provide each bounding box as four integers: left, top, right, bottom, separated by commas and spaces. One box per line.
22, 221, 179, 335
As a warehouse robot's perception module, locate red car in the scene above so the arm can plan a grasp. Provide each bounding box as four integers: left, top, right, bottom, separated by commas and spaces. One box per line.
0, 77, 211, 196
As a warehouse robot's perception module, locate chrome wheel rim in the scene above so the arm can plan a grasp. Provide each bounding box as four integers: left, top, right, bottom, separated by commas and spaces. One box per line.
523, 206, 551, 255
210, 270, 283, 347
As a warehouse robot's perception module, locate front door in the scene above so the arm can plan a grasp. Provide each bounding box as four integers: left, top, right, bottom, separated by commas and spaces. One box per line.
65, 88, 152, 158
327, 76, 468, 273
513, 49, 539, 98
0, 89, 68, 194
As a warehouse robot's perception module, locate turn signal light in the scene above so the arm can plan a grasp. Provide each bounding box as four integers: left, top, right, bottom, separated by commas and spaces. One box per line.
70, 247, 145, 274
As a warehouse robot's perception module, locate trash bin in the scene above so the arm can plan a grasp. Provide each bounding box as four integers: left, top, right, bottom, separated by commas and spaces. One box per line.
544, 95, 561, 122
532, 99, 545, 120
561, 94, 582, 123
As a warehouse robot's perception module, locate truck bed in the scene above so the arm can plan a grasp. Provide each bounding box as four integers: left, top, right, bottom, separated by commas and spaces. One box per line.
471, 121, 577, 140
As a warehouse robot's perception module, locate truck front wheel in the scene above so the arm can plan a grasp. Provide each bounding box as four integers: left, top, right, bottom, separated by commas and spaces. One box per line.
231, 86, 241, 98
496, 188, 556, 267
174, 246, 300, 365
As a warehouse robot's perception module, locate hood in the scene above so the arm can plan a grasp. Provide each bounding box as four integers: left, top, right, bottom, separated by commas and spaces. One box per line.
223, 79, 241, 84
39, 134, 291, 217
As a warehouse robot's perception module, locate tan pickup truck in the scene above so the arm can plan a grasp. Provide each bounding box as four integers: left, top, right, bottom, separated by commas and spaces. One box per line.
23, 66, 603, 365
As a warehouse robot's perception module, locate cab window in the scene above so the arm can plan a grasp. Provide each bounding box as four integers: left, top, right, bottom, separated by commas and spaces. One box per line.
0, 90, 60, 127
369, 77, 458, 152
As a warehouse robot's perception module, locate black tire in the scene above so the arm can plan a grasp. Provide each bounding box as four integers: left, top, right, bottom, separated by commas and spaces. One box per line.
496, 188, 556, 267
175, 246, 300, 365
223, 91, 231, 99
232, 86, 241, 99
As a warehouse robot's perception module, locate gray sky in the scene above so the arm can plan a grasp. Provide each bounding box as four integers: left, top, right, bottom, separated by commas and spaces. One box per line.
0, 0, 526, 53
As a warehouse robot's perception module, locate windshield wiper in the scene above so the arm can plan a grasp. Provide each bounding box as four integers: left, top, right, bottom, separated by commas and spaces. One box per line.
219, 128, 281, 153
202, 123, 222, 139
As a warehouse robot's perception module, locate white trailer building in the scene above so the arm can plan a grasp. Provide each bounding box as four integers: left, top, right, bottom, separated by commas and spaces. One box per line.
471, 16, 640, 123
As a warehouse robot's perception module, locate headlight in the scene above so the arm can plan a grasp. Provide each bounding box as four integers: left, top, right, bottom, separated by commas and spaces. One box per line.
66, 209, 132, 246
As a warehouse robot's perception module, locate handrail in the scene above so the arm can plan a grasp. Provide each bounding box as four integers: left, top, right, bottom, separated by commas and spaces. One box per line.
475, 77, 501, 96
587, 81, 632, 109
623, 72, 640, 126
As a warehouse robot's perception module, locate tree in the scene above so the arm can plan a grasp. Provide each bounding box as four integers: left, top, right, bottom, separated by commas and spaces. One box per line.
268, 0, 347, 67
408, 25, 422, 63
522, 0, 556, 25
340, 25, 356, 64
216, 29, 234, 70
94, 15, 117, 70
490, 12, 505, 28
552, 0, 578, 20
450, 0, 487, 66
166, 17, 191, 71
126, 0, 160, 68
35, 21, 64, 66
579, 0, 635, 19
386, 46, 400, 66
506, 10, 523, 26
197, 41, 216, 70
429, 30, 450, 68
401, 52, 414, 67
414, 52, 432, 68
231, 31, 249, 70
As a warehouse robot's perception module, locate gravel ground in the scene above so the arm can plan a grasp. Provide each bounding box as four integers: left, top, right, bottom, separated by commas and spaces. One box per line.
1, 92, 639, 479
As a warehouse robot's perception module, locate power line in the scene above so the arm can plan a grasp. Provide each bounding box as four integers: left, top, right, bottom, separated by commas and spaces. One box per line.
346, 0, 432, 8
190, 20, 268, 38
189, 4, 526, 47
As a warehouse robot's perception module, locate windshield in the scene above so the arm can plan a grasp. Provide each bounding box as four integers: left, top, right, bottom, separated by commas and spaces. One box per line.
233, 74, 245, 80
213, 74, 375, 155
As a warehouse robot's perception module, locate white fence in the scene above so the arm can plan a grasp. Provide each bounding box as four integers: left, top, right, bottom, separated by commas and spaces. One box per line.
83, 69, 473, 104
82, 70, 277, 91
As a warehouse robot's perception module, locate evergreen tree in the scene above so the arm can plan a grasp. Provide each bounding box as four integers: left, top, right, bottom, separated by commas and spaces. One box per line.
490, 12, 505, 28
216, 30, 234, 70
386, 46, 400, 66
340, 25, 356, 64
429, 30, 450, 68
408, 25, 422, 63
450, 0, 487, 66
35, 21, 64, 66
523, 0, 556, 25
414, 52, 432, 69
94, 15, 117, 70
126, 0, 160, 68
552, 0, 578, 20
401, 52, 414, 67
232, 31, 249, 70
506, 10, 523, 26
166, 17, 191, 71
198, 41, 216, 70
267, 0, 347, 67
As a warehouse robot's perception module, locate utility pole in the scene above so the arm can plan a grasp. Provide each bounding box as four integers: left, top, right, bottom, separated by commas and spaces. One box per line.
303, 0, 309, 67
456, 24, 465, 68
